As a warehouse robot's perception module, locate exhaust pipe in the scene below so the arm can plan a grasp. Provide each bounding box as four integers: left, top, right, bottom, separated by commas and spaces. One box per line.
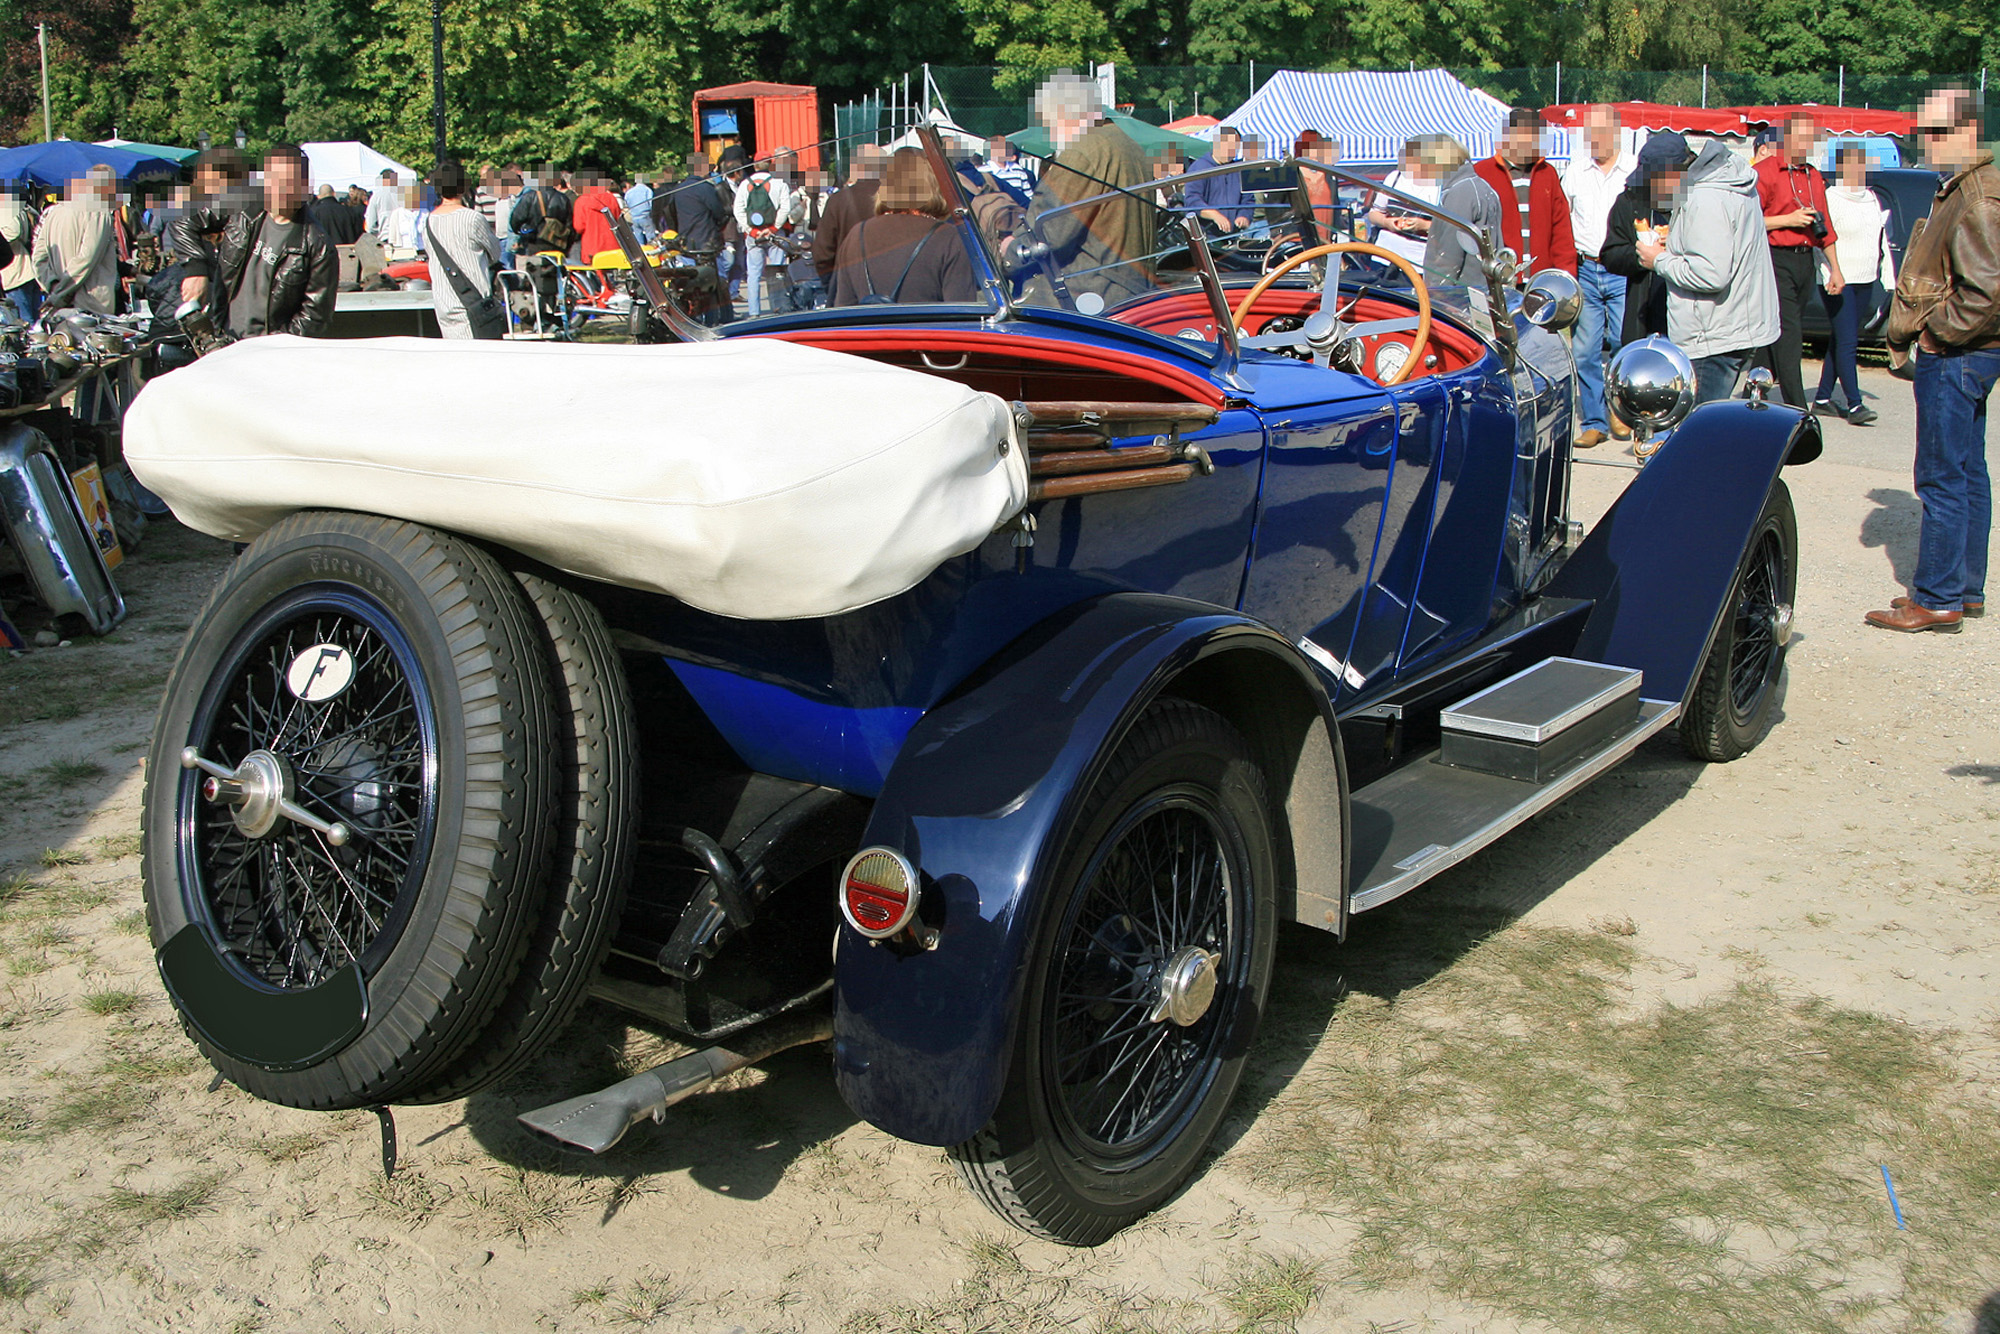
516, 1007, 833, 1155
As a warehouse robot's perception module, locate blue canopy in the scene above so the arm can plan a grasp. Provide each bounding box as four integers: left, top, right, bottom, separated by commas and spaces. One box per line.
1220, 69, 1513, 167
0, 140, 182, 189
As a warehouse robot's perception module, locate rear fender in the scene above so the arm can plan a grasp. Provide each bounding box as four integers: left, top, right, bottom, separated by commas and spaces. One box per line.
1546, 401, 1819, 705
832, 592, 1345, 1147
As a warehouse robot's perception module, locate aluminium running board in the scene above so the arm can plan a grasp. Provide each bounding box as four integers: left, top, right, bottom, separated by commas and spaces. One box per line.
516, 1007, 832, 1155
1347, 698, 1681, 914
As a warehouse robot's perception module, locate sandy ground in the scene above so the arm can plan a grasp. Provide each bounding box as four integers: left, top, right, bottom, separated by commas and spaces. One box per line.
0, 359, 1994, 1334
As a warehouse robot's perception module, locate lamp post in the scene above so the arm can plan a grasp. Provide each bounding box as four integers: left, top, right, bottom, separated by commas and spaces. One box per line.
37, 23, 51, 142
430, 0, 447, 165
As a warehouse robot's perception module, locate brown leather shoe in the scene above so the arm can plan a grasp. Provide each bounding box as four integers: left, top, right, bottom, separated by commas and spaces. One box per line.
1867, 602, 1964, 633
1575, 429, 1608, 449
1893, 595, 1983, 617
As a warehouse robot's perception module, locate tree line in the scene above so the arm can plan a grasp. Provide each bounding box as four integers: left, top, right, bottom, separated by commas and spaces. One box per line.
2, 0, 1992, 175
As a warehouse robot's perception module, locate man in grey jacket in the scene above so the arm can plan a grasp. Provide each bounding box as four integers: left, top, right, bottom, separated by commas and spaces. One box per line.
1423, 140, 1502, 287
1635, 141, 1779, 403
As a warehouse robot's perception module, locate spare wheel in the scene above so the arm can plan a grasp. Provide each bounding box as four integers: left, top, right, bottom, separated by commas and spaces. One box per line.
141, 511, 559, 1109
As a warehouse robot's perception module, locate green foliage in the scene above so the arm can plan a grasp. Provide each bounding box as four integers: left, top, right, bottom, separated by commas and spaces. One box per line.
0, 0, 1984, 166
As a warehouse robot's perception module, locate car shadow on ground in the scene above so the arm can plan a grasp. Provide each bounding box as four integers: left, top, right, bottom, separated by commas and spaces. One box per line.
1212, 722, 1714, 1161
462, 1004, 858, 1210
1859, 486, 1922, 590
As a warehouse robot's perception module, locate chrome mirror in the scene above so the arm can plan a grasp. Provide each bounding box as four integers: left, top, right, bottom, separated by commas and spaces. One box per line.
1607, 336, 1695, 455
1522, 268, 1581, 331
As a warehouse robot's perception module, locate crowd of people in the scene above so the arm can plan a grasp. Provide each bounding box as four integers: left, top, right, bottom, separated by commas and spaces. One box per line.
1, 74, 1988, 638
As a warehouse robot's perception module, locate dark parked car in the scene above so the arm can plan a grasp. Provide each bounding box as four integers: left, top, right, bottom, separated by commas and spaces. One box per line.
1802, 167, 1941, 342
126, 134, 1822, 1246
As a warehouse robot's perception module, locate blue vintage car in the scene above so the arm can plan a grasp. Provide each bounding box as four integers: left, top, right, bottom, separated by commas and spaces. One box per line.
134, 134, 1819, 1246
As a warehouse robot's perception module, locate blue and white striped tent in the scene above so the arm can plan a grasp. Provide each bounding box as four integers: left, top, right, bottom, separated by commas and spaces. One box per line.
1220, 69, 1513, 167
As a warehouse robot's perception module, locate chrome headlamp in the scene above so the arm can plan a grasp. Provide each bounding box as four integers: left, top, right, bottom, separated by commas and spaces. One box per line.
1607, 336, 1695, 448
1521, 268, 1581, 331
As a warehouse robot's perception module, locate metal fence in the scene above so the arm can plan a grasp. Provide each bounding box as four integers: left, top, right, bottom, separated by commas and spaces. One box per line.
836, 64, 1983, 143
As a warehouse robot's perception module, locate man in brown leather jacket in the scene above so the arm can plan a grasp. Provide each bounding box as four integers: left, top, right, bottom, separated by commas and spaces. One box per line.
1867, 87, 2000, 633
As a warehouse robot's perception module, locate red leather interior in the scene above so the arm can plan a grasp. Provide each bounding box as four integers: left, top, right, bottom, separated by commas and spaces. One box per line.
1109, 287, 1488, 380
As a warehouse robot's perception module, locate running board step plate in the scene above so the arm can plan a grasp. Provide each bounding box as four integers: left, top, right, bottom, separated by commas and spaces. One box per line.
1438, 657, 1642, 783
1349, 698, 1679, 914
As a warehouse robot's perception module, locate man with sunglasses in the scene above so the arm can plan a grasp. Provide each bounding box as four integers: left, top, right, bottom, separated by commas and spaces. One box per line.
1868, 88, 2000, 633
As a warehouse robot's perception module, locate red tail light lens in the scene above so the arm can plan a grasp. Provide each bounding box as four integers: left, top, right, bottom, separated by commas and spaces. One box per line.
840, 848, 918, 939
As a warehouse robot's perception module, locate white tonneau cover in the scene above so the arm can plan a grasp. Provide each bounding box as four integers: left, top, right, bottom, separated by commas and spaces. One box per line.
124, 335, 1028, 620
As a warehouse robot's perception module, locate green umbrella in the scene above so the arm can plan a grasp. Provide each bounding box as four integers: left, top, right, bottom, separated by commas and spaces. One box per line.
95, 138, 199, 163
1007, 111, 1210, 160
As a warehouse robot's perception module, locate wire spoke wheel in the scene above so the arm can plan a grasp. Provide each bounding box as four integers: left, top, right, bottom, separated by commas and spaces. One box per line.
1047, 797, 1244, 1164
1727, 526, 1786, 722
952, 699, 1280, 1246
185, 596, 438, 991
1682, 480, 1796, 762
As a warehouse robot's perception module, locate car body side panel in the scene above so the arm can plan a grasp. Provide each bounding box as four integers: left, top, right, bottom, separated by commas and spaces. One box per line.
1339, 377, 1451, 700
831, 594, 1340, 1147
1392, 368, 1516, 677
1544, 400, 1820, 705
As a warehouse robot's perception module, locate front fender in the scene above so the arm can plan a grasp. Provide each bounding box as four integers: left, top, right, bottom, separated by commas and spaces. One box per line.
1546, 399, 1820, 705
832, 592, 1337, 1147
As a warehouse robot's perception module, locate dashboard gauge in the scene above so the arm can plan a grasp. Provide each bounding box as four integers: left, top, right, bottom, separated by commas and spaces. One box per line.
1177, 328, 1209, 342
1373, 340, 1411, 382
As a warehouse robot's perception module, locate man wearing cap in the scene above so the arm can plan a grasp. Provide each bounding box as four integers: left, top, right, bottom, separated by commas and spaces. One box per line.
1867, 86, 2000, 634
1562, 105, 1635, 447
1756, 113, 1845, 409
1474, 108, 1577, 280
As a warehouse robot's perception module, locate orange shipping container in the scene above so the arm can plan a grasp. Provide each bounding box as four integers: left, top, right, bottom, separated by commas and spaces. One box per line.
692, 82, 821, 173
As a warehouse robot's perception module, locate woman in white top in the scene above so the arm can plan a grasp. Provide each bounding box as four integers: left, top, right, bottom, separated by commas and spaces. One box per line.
421, 160, 504, 340
1813, 145, 1896, 424
1367, 139, 1441, 271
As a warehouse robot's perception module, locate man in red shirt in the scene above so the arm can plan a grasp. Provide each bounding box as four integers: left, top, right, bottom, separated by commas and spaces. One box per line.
571, 175, 624, 264
1755, 113, 1846, 409
1473, 108, 1578, 281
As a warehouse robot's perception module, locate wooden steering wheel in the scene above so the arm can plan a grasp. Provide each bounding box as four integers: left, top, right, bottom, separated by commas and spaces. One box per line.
1230, 241, 1434, 387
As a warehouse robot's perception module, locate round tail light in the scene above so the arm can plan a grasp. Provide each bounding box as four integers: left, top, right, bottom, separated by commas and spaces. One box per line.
840, 848, 919, 939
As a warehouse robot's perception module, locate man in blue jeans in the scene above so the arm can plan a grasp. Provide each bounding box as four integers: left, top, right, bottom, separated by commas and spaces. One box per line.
1869, 86, 2000, 633
1562, 105, 1634, 447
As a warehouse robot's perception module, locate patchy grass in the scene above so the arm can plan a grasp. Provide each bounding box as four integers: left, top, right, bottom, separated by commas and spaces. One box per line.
0, 653, 169, 729
1245, 923, 2000, 1334
37, 757, 106, 789
95, 832, 143, 861
838, 1236, 1224, 1333
0, 872, 35, 908
112, 909, 148, 936
42, 1044, 198, 1136
0, 985, 62, 1031
37, 847, 86, 869
1213, 1253, 1322, 1334
249, 1131, 323, 1164
80, 990, 142, 1018
604, 1270, 688, 1327
104, 1172, 225, 1224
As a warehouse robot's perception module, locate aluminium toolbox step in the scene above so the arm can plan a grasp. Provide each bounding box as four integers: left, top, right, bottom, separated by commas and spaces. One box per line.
1438, 657, 1642, 783
1346, 658, 1677, 915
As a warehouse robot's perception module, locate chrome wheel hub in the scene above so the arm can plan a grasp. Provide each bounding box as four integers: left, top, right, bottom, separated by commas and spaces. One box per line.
1768, 601, 1795, 646
183, 746, 352, 846
1149, 946, 1221, 1027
